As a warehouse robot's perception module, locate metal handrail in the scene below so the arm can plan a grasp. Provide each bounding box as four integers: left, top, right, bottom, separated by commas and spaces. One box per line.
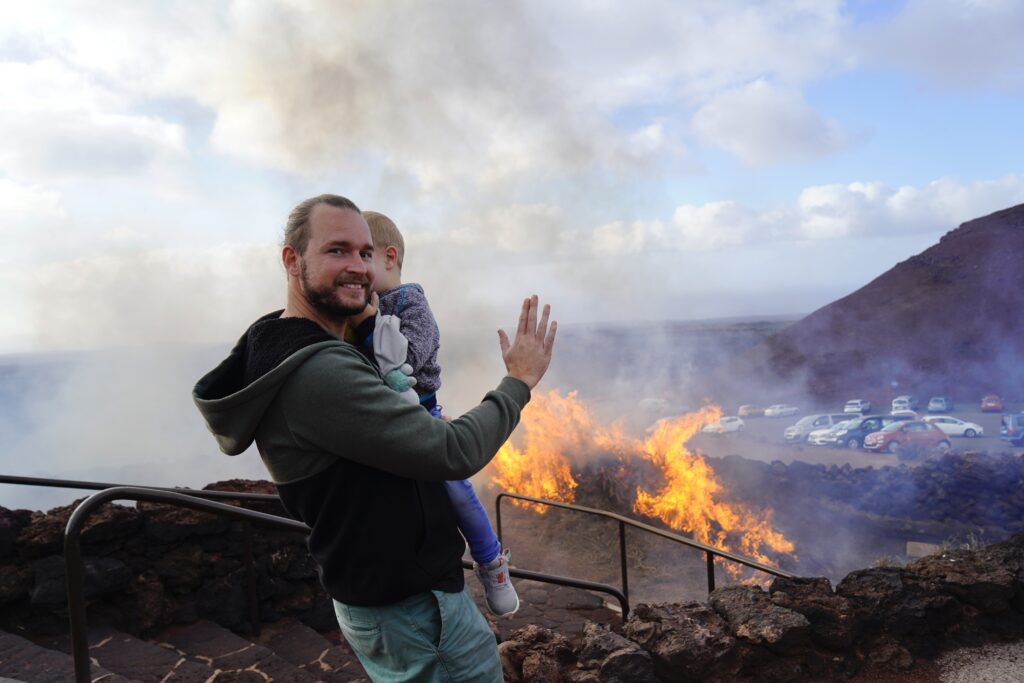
495, 492, 796, 611
0, 473, 279, 501
62, 486, 626, 683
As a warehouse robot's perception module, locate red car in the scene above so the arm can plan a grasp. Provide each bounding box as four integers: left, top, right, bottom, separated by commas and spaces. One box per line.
863, 420, 951, 455
981, 394, 1005, 412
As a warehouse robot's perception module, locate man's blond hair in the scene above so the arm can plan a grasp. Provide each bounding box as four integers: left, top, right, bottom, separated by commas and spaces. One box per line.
364, 211, 405, 269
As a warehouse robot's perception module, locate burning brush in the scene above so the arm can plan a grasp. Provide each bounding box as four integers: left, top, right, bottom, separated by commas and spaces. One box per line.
487, 391, 795, 581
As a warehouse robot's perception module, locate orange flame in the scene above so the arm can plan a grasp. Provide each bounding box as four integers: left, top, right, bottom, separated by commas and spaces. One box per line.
489, 391, 584, 512
490, 391, 794, 577
634, 405, 795, 579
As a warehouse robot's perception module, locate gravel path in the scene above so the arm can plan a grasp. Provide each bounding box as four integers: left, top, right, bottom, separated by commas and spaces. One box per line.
937, 640, 1024, 682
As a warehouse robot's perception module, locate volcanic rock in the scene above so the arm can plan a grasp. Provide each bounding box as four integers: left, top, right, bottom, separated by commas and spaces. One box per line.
836, 566, 963, 658
908, 545, 1017, 614
29, 555, 131, 605
622, 602, 738, 681
0, 507, 32, 558
768, 576, 858, 651
577, 622, 658, 683
16, 500, 142, 558
709, 585, 810, 655
498, 624, 577, 683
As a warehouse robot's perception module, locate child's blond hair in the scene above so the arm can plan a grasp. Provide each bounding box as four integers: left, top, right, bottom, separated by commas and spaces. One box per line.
364, 211, 405, 269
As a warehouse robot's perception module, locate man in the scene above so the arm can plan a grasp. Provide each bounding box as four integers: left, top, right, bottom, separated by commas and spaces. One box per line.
193, 194, 556, 681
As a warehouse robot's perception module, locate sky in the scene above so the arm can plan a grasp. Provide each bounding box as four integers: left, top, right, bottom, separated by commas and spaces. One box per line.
1, 1, 1024, 506
1, 0, 1023, 355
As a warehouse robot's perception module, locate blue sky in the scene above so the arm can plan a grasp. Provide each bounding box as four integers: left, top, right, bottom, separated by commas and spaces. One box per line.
1, 0, 1023, 354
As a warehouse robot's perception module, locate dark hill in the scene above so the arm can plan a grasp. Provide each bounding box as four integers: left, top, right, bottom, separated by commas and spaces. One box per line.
706, 203, 1024, 406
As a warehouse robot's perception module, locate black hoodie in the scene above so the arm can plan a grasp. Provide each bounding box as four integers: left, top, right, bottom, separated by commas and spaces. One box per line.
193, 312, 530, 605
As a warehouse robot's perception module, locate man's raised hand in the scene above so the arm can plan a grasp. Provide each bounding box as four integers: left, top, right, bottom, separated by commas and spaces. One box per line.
498, 295, 557, 390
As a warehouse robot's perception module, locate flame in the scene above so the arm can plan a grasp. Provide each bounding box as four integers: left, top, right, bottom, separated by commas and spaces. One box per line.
634, 405, 795, 579
490, 391, 794, 578
489, 391, 584, 512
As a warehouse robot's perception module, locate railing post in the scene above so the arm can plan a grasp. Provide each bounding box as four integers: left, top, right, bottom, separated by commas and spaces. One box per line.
706, 552, 716, 593
618, 520, 630, 616
64, 507, 91, 683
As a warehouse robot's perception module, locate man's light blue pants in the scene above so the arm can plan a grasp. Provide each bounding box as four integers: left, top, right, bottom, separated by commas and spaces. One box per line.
333, 587, 502, 682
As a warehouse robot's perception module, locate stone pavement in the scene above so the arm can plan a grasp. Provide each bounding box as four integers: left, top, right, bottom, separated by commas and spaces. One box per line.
0, 578, 618, 683
466, 576, 622, 642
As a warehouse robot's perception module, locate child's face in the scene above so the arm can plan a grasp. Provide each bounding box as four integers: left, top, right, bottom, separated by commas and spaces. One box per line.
371, 246, 400, 292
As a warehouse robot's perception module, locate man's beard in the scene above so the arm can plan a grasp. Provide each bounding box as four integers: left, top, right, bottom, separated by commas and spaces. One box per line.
299, 259, 370, 323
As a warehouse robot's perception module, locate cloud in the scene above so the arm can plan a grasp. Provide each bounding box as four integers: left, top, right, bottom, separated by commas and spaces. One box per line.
450, 204, 570, 253
533, 0, 851, 108
0, 179, 63, 225
588, 174, 1024, 253
795, 175, 1024, 238
691, 80, 847, 166
0, 59, 186, 181
862, 0, 1024, 91
5, 2, 855, 187
12, 245, 283, 352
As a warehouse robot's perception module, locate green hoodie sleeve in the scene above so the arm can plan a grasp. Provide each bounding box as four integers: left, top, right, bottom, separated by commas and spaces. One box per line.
279, 345, 529, 482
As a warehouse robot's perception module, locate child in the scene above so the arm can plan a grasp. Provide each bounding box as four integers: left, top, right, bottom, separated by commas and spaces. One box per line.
362, 210, 519, 617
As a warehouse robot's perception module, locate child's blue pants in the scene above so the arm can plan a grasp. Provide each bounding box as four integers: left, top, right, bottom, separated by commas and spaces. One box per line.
444, 479, 501, 565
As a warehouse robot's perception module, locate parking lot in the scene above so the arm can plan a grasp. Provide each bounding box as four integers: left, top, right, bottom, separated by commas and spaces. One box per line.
690, 405, 1023, 467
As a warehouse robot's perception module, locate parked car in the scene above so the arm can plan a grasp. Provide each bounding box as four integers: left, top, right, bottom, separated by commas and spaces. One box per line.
981, 394, 1005, 412
844, 399, 872, 414
922, 415, 983, 438
808, 420, 856, 446
738, 405, 765, 417
926, 396, 954, 413
830, 413, 914, 450
891, 395, 919, 412
764, 404, 799, 418
1000, 413, 1024, 446
784, 414, 850, 442
863, 420, 951, 454
701, 416, 745, 434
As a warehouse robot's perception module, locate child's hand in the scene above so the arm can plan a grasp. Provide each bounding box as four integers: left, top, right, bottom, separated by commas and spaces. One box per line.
383, 365, 416, 393
349, 292, 379, 327
498, 295, 557, 390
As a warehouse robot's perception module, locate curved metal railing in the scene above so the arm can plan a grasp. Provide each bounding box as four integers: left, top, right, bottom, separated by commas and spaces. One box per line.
0, 475, 628, 682
495, 491, 796, 613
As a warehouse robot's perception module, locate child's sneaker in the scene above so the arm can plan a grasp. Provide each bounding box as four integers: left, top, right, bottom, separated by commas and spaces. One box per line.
475, 548, 519, 616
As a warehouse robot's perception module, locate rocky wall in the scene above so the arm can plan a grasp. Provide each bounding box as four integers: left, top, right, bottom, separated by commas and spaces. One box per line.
499, 532, 1024, 682
710, 451, 1024, 538
0, 480, 336, 637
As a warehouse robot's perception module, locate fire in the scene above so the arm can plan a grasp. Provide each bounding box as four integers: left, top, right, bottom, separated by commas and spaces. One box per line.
634, 405, 795, 578
490, 391, 794, 577
489, 391, 584, 512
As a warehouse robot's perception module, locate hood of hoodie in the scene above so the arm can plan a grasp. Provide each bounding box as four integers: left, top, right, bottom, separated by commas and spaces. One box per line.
193, 311, 346, 455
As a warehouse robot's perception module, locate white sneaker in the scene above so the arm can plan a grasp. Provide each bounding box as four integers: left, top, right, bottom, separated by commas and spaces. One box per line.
475, 548, 519, 616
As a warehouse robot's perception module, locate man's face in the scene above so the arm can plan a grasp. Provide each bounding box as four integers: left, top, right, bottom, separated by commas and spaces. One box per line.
297, 205, 375, 322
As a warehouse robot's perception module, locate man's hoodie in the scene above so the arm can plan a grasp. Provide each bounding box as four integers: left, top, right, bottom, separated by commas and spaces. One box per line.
193, 312, 529, 605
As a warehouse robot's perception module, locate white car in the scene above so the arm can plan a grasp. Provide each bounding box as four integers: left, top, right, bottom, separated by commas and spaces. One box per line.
701, 416, 745, 434
765, 404, 799, 418
844, 399, 871, 413
784, 414, 850, 442
892, 395, 919, 412
923, 416, 984, 438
